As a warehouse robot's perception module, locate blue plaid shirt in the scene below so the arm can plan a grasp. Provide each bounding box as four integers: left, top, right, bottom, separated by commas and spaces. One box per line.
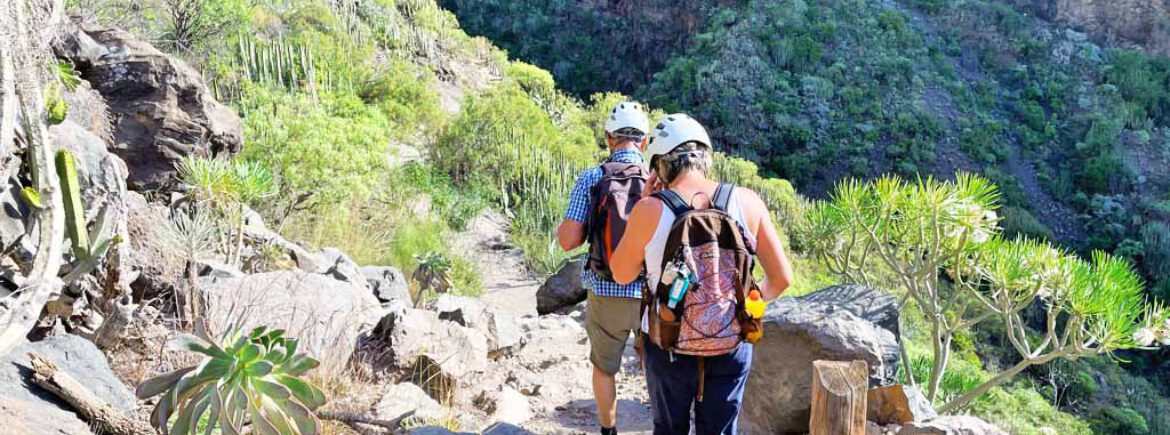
564, 149, 646, 299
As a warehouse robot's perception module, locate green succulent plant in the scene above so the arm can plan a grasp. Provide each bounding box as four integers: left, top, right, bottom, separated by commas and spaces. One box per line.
136, 324, 327, 435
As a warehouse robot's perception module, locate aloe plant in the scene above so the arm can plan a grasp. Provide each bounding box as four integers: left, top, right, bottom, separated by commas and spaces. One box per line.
136, 324, 327, 435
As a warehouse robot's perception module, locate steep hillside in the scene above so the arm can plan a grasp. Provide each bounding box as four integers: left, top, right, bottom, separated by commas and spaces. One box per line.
1004, 0, 1170, 56
445, 0, 1170, 289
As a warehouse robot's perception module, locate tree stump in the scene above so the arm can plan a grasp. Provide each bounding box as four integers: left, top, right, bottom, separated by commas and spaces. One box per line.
810, 360, 868, 435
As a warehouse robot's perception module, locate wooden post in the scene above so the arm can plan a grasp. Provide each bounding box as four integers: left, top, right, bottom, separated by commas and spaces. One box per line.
810, 360, 868, 435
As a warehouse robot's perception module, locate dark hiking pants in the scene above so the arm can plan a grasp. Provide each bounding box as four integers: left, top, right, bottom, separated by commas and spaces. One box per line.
643, 340, 754, 435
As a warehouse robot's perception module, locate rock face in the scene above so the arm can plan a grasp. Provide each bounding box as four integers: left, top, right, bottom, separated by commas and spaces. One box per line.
0, 334, 136, 434
375, 382, 449, 421
201, 270, 382, 369
56, 19, 243, 190
536, 258, 588, 315
125, 191, 184, 300
868, 384, 937, 424
430, 294, 524, 358
318, 247, 367, 291
740, 285, 901, 435
898, 416, 1008, 435
362, 265, 411, 303
1006, 0, 1170, 55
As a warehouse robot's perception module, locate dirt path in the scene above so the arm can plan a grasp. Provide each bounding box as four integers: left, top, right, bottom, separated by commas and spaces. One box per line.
453, 211, 654, 434
453, 211, 543, 316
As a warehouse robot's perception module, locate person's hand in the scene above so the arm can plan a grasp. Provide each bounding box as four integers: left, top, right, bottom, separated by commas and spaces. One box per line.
643, 171, 664, 198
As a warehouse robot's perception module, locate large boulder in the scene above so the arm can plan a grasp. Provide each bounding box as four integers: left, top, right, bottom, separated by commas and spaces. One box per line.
899, 416, 1008, 435
317, 247, 367, 291
201, 270, 382, 369
125, 191, 184, 300
49, 120, 129, 214
375, 382, 449, 422
361, 308, 489, 398
0, 334, 136, 433
536, 258, 587, 315
56, 19, 243, 190
362, 265, 410, 303
740, 285, 901, 435
429, 294, 524, 358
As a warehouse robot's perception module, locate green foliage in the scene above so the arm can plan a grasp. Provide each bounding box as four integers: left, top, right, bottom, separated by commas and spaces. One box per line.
357, 59, 445, 134
1090, 406, 1150, 435
55, 60, 81, 92
387, 219, 481, 297
506, 61, 556, 101
44, 86, 67, 125
136, 324, 326, 434
806, 173, 1168, 412
160, 0, 250, 53
971, 385, 1093, 435
236, 85, 393, 206
1000, 206, 1055, 241
1140, 222, 1170, 299
178, 156, 275, 208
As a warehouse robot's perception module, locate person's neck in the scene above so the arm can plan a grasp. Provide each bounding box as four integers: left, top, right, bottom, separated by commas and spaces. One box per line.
609, 143, 640, 154
667, 170, 707, 189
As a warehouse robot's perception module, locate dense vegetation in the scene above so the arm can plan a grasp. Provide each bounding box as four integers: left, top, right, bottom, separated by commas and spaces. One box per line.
69, 0, 1170, 432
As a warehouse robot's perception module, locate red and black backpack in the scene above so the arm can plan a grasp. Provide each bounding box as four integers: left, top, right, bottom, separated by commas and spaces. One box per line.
585, 158, 648, 281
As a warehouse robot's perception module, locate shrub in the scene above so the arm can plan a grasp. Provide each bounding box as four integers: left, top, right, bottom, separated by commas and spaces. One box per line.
237, 85, 394, 207
1090, 406, 1150, 435
1000, 206, 1055, 241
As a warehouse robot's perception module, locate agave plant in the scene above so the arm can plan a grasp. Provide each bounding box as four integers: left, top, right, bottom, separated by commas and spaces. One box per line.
136, 324, 327, 435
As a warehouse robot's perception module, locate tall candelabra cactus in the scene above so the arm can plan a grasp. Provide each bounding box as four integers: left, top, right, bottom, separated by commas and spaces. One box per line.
804, 173, 1170, 412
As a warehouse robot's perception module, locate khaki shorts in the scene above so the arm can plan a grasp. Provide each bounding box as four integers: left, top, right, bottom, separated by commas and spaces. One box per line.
585, 292, 642, 375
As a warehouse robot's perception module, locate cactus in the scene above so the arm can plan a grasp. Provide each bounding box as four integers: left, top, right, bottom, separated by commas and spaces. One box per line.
56, 150, 89, 259
44, 84, 67, 125
19, 186, 43, 209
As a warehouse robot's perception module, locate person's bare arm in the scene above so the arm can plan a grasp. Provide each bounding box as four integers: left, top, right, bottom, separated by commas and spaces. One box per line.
556, 219, 586, 251
740, 188, 793, 300
610, 198, 663, 285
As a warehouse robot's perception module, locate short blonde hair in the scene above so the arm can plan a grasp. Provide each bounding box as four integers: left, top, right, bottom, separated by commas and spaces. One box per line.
653, 142, 712, 184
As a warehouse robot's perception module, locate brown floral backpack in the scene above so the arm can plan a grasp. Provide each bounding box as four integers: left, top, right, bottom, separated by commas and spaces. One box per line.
640, 182, 762, 399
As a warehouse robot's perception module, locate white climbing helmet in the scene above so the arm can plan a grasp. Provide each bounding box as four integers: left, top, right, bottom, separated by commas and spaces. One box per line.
647, 113, 711, 159
604, 101, 650, 137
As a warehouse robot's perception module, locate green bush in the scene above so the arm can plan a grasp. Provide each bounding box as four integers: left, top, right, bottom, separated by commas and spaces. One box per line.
1000, 206, 1055, 241
1090, 406, 1150, 435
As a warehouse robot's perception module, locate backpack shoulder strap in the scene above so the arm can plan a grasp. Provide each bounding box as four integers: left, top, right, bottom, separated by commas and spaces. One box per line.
653, 190, 691, 216
712, 182, 736, 212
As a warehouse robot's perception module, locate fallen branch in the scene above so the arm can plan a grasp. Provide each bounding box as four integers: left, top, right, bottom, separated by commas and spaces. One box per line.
318, 409, 415, 434
27, 352, 154, 435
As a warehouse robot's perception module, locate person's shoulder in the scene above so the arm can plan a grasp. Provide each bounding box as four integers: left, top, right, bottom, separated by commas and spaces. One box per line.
732, 185, 768, 213
733, 185, 764, 204
575, 166, 603, 182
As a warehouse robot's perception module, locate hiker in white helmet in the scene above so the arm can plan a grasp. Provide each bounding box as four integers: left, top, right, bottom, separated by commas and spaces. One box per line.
556, 102, 651, 435
610, 114, 794, 435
